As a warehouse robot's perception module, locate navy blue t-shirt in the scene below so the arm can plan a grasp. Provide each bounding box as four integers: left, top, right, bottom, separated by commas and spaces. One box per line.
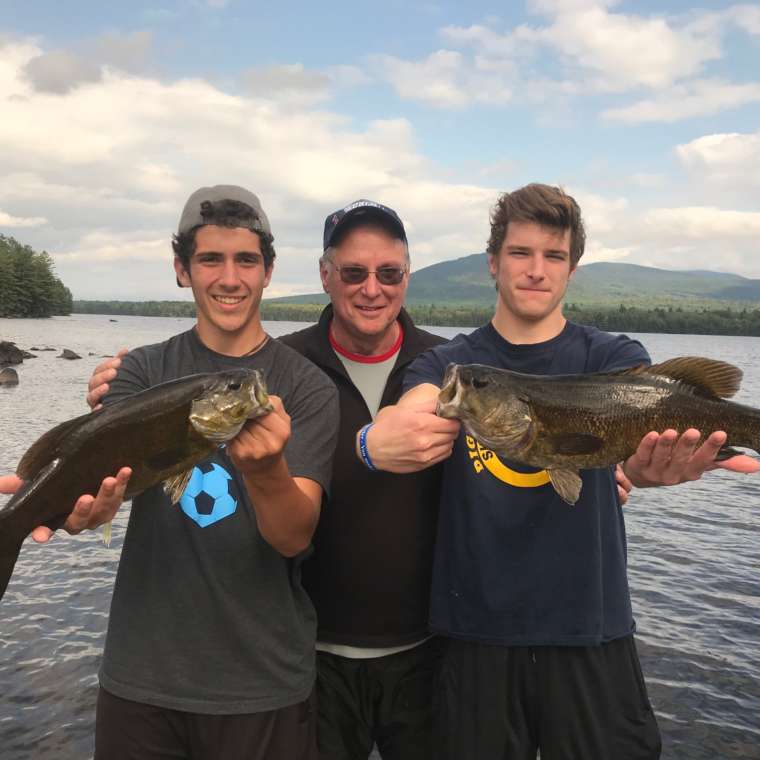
404, 321, 650, 646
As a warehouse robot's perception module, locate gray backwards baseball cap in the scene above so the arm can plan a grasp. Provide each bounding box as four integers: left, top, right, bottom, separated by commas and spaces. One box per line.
177, 184, 272, 238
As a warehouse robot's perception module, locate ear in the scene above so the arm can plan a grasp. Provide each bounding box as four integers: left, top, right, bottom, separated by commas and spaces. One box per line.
174, 257, 191, 287
263, 260, 274, 289
487, 253, 498, 280
320, 261, 331, 294
568, 262, 577, 280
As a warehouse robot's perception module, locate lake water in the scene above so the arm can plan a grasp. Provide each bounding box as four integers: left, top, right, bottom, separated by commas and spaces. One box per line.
0, 314, 758, 760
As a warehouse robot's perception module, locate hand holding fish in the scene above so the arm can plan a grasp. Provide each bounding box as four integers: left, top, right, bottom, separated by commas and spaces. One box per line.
86, 349, 128, 410
1, 470, 131, 542
29, 467, 132, 543
360, 395, 461, 474
226, 394, 292, 475
623, 428, 760, 488
227, 395, 324, 557
615, 464, 633, 505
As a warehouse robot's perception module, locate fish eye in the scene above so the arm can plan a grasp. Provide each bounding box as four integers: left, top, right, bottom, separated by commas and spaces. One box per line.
472, 378, 489, 389
228, 382, 241, 391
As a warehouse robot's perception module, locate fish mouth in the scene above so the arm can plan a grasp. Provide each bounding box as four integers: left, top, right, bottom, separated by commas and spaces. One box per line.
437, 364, 464, 419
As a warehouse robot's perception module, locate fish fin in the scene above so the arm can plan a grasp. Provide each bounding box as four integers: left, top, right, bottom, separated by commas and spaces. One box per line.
163, 469, 194, 504
547, 433, 606, 455
642, 357, 742, 399
0, 536, 24, 602
547, 468, 583, 505
16, 414, 90, 480
102, 521, 112, 547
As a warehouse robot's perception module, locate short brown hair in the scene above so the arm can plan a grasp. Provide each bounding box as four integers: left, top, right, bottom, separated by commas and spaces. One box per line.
486, 183, 586, 268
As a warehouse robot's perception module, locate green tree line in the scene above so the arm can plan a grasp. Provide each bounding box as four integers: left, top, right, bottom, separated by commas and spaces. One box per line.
0, 235, 72, 317
71, 299, 760, 336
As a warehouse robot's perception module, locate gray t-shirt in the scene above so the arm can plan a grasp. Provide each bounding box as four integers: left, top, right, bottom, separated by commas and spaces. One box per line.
98, 329, 339, 714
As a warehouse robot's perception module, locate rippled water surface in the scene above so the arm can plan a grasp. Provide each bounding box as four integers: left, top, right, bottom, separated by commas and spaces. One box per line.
1, 316, 758, 759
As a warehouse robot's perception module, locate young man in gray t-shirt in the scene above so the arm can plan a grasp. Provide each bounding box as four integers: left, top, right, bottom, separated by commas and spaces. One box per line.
54, 185, 338, 760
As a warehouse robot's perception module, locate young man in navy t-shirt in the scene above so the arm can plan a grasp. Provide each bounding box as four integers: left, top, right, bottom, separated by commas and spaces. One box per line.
360, 183, 758, 760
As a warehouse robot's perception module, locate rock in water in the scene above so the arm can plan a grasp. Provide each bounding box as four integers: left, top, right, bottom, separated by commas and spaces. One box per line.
58, 349, 82, 360
0, 368, 19, 386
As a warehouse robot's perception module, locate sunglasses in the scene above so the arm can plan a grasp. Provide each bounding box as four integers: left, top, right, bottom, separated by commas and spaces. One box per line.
335, 265, 407, 285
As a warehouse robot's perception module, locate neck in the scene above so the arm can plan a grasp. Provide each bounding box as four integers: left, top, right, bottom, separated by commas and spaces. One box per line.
194, 320, 267, 357
491, 303, 566, 345
329, 319, 401, 358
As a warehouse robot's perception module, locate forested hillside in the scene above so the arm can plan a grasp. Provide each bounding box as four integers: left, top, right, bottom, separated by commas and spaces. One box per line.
0, 235, 72, 317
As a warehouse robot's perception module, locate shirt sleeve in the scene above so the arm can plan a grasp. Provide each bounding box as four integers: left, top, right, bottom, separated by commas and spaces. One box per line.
402, 346, 450, 394
279, 363, 339, 497
102, 349, 151, 406
591, 333, 651, 373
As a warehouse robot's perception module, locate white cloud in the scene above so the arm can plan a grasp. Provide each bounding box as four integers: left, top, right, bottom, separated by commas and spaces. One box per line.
676, 131, 760, 188
242, 63, 332, 105
0, 34, 503, 299
90, 30, 154, 74
374, 49, 513, 108
0, 210, 47, 228
378, 2, 756, 122
726, 4, 760, 35
602, 79, 760, 123
642, 207, 760, 239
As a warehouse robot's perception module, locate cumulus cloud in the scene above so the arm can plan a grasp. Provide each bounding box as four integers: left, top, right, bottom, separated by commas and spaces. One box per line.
377, 1, 758, 123
676, 131, 760, 188
602, 79, 760, 122
0, 209, 47, 228
373, 50, 513, 108
90, 30, 154, 73
0, 34, 500, 298
22, 50, 102, 94
641, 207, 760, 239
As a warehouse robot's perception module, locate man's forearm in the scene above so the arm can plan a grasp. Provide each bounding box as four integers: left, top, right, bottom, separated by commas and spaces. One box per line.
241, 458, 320, 557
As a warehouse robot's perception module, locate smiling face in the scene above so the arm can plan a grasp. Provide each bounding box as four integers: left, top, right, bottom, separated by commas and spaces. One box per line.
174, 224, 272, 354
320, 225, 409, 355
489, 220, 575, 339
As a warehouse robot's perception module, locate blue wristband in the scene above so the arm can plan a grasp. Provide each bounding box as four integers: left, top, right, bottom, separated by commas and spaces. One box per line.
358, 423, 377, 471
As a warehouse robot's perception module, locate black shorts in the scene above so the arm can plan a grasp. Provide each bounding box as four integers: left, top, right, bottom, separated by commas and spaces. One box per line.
316, 636, 447, 760
95, 686, 318, 760
434, 635, 661, 760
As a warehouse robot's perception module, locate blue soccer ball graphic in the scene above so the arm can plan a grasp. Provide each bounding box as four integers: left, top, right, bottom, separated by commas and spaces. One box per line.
179, 462, 237, 527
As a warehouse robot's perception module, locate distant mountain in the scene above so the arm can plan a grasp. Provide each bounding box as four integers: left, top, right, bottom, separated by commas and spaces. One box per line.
266, 256, 760, 309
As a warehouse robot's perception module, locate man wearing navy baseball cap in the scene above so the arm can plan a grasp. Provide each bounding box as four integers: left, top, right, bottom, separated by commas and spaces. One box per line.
281, 199, 457, 759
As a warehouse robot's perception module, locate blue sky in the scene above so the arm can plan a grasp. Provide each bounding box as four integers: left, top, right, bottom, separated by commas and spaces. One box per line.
1, 0, 758, 299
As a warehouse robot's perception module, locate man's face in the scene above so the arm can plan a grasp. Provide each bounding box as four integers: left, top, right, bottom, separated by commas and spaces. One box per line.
488, 220, 574, 325
320, 226, 409, 349
174, 225, 272, 344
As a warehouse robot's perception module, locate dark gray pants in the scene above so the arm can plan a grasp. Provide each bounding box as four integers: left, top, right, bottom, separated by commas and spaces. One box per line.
316, 637, 446, 760
95, 686, 318, 760
435, 635, 661, 760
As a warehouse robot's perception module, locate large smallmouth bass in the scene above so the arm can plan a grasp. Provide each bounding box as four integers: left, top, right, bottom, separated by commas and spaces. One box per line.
437, 357, 760, 505
0, 368, 272, 600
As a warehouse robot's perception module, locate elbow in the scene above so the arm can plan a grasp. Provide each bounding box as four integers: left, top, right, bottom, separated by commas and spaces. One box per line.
263, 526, 315, 558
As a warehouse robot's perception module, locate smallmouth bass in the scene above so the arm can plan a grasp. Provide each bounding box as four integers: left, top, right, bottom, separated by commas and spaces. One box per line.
437, 357, 760, 505
0, 368, 272, 600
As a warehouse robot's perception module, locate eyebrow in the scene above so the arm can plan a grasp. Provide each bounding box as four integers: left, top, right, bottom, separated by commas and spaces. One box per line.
505, 245, 568, 255
194, 250, 262, 257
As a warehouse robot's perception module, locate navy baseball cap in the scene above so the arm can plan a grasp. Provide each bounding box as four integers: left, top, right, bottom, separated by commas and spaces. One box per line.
323, 199, 407, 251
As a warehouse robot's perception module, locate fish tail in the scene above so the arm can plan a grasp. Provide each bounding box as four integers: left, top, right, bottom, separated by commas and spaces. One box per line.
0, 537, 24, 602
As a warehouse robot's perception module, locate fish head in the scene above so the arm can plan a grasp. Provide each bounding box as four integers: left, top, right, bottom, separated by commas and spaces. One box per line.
437, 363, 534, 456
189, 369, 273, 443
